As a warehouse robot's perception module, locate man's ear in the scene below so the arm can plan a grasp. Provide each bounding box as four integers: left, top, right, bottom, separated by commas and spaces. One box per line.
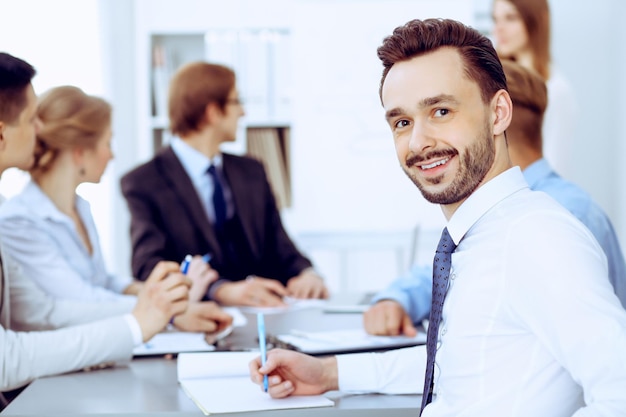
204, 102, 222, 125
491, 89, 513, 136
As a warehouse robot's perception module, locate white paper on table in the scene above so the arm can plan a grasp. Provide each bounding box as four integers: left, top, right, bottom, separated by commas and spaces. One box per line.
133, 307, 247, 356
177, 352, 334, 414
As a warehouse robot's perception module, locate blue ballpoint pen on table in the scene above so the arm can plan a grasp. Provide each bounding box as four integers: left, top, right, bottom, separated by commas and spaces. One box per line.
257, 313, 269, 392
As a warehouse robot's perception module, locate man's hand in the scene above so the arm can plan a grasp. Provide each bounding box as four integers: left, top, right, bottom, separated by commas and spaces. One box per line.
132, 261, 191, 342
286, 269, 329, 299
213, 276, 289, 307
186, 255, 218, 302
172, 301, 233, 333
363, 300, 417, 337
249, 348, 338, 398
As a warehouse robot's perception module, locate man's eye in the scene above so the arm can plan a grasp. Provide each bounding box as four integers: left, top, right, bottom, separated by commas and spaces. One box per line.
394, 119, 410, 128
434, 109, 449, 118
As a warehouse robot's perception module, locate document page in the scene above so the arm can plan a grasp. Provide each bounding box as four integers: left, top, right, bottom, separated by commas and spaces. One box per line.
134, 307, 247, 356
177, 352, 334, 414
134, 331, 215, 356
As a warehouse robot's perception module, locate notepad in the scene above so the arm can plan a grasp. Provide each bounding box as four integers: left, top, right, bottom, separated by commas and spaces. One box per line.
275, 328, 427, 355
177, 352, 334, 414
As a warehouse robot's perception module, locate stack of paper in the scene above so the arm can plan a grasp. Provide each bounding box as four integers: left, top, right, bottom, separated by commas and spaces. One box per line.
177, 352, 334, 414
276, 328, 427, 355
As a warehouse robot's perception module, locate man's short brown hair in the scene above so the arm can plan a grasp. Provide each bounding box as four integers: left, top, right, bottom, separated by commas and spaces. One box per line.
501, 59, 547, 150
168, 62, 235, 136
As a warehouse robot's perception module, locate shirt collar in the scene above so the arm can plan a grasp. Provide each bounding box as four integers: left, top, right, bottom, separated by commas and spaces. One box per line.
20, 180, 89, 224
446, 166, 529, 245
521, 158, 552, 189
171, 137, 223, 178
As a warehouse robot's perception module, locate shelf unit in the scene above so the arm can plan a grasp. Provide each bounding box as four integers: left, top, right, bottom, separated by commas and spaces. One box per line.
147, 29, 293, 207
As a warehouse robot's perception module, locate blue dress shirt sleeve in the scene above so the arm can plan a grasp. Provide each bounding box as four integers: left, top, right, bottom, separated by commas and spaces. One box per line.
370, 263, 433, 324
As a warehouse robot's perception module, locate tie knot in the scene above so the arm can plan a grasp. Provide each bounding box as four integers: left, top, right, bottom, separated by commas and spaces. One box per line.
436, 227, 457, 254
207, 164, 217, 175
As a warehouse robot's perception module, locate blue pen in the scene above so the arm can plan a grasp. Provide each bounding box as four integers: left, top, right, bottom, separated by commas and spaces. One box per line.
181, 254, 192, 274
170, 254, 193, 326
202, 253, 212, 264
257, 313, 269, 392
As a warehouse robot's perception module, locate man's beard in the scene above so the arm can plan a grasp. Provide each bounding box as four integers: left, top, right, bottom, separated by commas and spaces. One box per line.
402, 119, 495, 205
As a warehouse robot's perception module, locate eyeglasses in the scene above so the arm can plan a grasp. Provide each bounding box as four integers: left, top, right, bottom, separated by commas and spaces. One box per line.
225, 97, 244, 106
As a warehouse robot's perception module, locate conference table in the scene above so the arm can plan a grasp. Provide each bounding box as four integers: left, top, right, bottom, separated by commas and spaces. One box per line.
2, 297, 423, 416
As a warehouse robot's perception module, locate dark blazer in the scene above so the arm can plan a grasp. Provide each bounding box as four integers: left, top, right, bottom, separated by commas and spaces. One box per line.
120, 146, 312, 285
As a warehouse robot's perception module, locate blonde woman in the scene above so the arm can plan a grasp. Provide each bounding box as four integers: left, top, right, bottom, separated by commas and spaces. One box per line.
0, 85, 231, 332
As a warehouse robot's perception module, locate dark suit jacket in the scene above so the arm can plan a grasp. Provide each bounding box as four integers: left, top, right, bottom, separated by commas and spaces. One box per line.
120, 147, 312, 287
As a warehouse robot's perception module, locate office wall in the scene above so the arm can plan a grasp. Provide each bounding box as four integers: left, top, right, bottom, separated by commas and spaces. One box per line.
549, 0, 624, 235
0, 0, 119, 271
619, 0, 626, 246
550, 0, 626, 260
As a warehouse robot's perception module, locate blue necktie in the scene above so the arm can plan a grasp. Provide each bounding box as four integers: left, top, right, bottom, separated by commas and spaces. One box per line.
420, 227, 457, 415
207, 165, 226, 230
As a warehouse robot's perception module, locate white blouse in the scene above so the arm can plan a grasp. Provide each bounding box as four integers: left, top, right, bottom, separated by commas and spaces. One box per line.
0, 181, 135, 307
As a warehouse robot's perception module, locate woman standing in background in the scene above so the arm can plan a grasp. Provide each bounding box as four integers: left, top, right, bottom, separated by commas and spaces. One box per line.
492, 0, 578, 180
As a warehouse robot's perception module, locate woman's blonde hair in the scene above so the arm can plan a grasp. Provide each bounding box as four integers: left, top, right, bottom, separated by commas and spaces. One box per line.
32, 85, 111, 176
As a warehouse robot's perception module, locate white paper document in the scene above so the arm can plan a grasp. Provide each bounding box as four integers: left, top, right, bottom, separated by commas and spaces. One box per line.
177, 352, 334, 414
134, 331, 215, 356
276, 328, 427, 355
133, 307, 247, 356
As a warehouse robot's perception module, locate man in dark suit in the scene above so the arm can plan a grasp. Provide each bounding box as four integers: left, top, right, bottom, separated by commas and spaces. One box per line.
121, 62, 328, 307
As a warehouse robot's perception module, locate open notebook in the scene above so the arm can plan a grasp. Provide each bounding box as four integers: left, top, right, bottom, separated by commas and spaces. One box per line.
177, 352, 334, 414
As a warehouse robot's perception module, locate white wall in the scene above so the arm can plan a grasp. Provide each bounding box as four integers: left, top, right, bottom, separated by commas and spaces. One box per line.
619, 0, 626, 246
285, 1, 469, 235
0, 0, 105, 198
0, 0, 118, 273
549, 0, 624, 231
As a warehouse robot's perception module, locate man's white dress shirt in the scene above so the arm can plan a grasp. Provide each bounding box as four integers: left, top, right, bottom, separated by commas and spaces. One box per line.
337, 167, 626, 416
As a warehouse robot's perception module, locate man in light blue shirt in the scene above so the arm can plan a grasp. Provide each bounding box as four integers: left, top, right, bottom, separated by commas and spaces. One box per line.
364, 59, 626, 336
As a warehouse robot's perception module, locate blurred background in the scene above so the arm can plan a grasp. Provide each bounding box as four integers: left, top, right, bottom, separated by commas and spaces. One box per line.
1, 0, 624, 295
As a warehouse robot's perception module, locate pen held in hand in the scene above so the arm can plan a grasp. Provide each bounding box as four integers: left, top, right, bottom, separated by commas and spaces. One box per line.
181, 254, 193, 275
257, 312, 269, 392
